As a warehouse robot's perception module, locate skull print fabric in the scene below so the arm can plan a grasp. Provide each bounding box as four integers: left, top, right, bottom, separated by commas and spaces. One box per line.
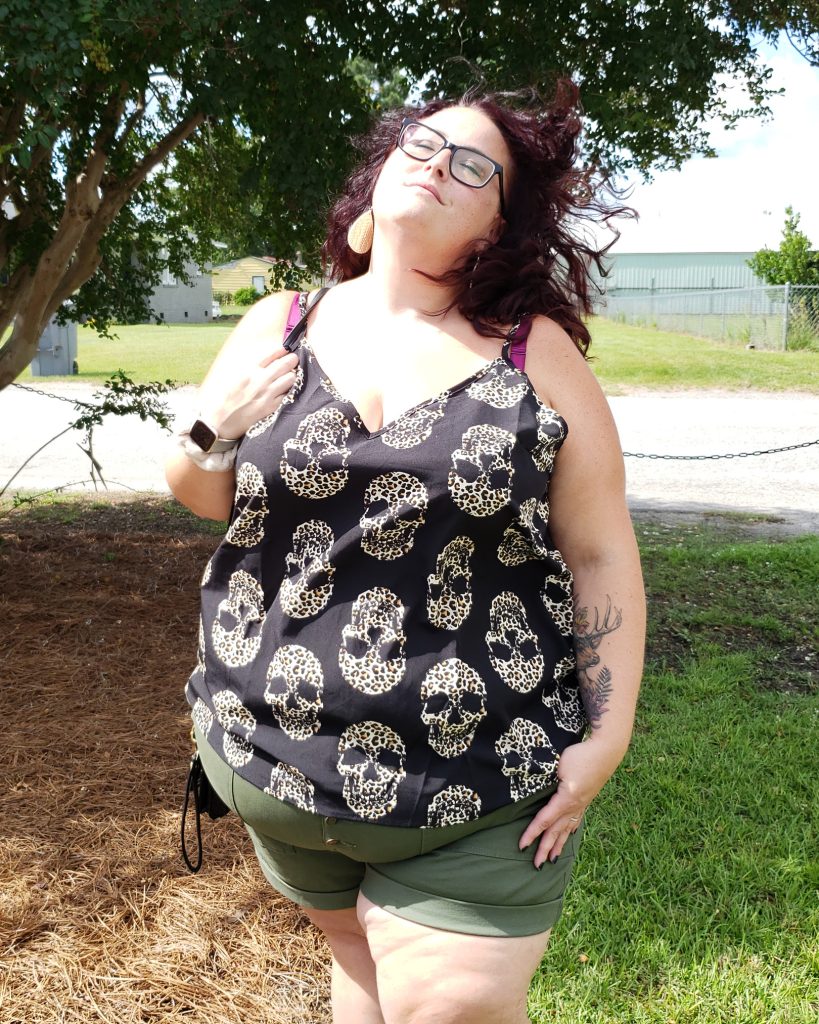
264, 645, 324, 740
420, 659, 487, 758
280, 407, 352, 499
448, 424, 516, 517
187, 290, 587, 828
224, 462, 268, 547
280, 519, 336, 618
338, 721, 407, 820
360, 472, 429, 560
427, 535, 475, 629
211, 570, 265, 668
339, 587, 407, 694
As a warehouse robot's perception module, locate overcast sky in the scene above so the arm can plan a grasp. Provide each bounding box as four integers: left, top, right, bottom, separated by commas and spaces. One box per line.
600, 34, 819, 254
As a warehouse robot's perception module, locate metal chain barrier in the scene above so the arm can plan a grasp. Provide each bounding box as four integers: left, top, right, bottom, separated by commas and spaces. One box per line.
12, 381, 819, 462
11, 380, 94, 408
623, 440, 819, 460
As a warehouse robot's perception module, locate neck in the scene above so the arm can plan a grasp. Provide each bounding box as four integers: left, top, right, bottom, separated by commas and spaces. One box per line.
352, 229, 461, 320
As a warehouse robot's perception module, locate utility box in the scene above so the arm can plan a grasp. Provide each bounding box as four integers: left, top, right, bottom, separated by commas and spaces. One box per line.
30, 317, 78, 376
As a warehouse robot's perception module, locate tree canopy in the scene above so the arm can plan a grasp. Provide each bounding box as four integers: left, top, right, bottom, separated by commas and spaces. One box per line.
2, 0, 818, 388
747, 207, 819, 286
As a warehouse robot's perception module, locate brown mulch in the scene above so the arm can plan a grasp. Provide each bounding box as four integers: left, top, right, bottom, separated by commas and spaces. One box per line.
0, 499, 332, 1024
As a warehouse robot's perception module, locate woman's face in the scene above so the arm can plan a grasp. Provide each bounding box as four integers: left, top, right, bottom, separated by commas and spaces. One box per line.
371, 105, 511, 259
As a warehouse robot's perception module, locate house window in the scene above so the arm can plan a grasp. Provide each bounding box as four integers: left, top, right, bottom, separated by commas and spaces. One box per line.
252, 275, 265, 294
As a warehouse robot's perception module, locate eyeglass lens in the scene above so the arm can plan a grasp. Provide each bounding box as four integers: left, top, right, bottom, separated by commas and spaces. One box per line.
400, 123, 495, 187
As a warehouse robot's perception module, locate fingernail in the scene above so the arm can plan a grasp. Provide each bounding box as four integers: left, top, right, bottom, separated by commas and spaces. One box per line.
534, 862, 542, 871
549, 854, 558, 864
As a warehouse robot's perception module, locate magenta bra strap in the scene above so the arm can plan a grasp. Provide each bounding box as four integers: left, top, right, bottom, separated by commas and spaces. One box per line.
283, 292, 302, 341
508, 315, 532, 371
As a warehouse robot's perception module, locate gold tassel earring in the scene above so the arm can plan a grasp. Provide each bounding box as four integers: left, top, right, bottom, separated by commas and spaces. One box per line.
347, 209, 374, 255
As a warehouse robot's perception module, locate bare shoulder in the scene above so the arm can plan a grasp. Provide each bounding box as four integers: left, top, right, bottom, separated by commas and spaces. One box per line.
523, 315, 611, 429
222, 290, 297, 354
197, 290, 298, 392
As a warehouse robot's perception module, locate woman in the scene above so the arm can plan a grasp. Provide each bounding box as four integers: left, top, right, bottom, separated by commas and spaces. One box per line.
167, 81, 645, 1024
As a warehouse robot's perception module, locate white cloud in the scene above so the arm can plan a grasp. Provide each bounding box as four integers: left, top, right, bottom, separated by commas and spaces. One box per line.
597, 35, 819, 253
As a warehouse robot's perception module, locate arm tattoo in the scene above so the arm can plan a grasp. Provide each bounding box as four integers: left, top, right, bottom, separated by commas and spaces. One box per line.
574, 596, 622, 729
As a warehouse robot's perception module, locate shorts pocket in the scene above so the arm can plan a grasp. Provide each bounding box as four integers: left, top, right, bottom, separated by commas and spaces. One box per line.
445, 808, 584, 864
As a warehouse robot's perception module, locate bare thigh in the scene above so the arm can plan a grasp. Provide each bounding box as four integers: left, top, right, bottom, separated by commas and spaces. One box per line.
304, 905, 367, 944
357, 893, 552, 1024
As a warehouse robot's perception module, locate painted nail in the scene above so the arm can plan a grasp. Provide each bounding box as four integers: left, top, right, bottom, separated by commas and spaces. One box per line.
549, 854, 558, 864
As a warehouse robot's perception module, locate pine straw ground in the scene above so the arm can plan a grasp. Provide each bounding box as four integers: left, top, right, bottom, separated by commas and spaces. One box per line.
0, 499, 332, 1024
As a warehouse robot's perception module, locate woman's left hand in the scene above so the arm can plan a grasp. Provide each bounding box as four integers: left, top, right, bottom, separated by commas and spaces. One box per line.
518, 737, 624, 868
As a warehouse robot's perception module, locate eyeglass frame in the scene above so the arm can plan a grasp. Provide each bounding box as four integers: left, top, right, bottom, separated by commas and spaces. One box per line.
397, 117, 507, 218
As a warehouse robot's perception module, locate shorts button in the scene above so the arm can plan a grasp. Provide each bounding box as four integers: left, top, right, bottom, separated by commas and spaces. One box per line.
324, 837, 340, 846
326, 816, 337, 824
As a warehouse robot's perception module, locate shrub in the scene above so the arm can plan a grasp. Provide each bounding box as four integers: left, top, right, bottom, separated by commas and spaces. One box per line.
212, 290, 233, 304
234, 286, 264, 306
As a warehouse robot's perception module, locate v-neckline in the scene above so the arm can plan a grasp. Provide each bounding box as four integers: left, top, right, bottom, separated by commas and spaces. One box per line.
299, 337, 513, 439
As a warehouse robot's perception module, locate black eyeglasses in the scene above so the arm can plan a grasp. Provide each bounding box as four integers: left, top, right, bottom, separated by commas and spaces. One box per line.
398, 118, 506, 217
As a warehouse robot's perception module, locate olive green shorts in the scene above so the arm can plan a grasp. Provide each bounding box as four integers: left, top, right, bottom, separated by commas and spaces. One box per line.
195, 725, 583, 937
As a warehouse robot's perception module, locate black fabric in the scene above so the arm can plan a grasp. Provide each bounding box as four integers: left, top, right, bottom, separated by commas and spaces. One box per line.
185, 289, 587, 828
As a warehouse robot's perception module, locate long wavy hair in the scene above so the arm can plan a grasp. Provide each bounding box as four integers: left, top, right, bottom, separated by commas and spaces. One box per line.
321, 80, 634, 357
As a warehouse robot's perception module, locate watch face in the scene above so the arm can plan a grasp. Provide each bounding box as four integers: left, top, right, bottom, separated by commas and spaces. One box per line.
189, 419, 217, 452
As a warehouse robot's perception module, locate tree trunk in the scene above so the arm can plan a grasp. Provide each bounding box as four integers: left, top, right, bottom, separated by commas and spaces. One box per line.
0, 110, 204, 391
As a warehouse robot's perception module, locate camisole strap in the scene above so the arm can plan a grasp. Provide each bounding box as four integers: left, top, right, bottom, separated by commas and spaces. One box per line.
507, 314, 533, 371
281, 287, 330, 351
283, 292, 302, 341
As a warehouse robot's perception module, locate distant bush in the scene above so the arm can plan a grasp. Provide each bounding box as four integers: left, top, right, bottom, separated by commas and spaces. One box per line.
233, 286, 264, 306
213, 290, 233, 304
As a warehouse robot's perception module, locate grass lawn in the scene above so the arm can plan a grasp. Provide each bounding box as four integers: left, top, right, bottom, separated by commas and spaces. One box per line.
1, 495, 817, 1022
589, 319, 818, 394
13, 316, 818, 393
533, 519, 818, 1023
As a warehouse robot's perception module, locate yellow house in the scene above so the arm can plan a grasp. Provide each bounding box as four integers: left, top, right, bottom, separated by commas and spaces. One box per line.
211, 256, 279, 297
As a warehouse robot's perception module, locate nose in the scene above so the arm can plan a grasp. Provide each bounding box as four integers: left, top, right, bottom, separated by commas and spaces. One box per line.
423, 147, 450, 179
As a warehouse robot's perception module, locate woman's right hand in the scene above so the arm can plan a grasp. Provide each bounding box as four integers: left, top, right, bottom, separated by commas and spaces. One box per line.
197, 344, 300, 441
193, 291, 303, 441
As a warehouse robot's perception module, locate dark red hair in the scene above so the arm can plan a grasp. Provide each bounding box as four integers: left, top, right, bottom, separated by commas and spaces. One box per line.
321, 80, 633, 356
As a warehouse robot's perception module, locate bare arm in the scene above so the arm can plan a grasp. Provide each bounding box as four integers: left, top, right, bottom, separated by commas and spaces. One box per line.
518, 317, 646, 866
165, 290, 300, 521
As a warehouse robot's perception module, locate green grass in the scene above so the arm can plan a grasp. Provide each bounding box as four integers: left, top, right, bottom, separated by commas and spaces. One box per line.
2, 494, 817, 1022
590, 319, 818, 394
532, 522, 818, 1023
12, 314, 818, 393
19, 321, 234, 386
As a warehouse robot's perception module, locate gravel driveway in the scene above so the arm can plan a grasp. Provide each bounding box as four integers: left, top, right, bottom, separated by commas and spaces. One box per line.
2, 381, 817, 532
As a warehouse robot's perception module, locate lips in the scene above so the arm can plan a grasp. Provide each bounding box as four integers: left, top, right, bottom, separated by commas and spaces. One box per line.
409, 182, 443, 204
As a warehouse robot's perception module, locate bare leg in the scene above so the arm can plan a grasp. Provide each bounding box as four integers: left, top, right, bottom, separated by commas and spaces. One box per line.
358, 893, 552, 1024
303, 906, 384, 1024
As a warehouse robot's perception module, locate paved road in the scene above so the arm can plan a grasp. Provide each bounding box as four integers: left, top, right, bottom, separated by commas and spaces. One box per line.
2, 381, 817, 529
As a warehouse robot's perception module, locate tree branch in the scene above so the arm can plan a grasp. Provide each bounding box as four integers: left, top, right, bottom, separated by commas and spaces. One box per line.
124, 109, 205, 193
0, 98, 26, 152
51, 111, 205, 305
114, 90, 147, 151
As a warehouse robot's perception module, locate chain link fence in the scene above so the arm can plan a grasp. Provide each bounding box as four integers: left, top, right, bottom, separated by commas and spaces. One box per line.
597, 284, 819, 351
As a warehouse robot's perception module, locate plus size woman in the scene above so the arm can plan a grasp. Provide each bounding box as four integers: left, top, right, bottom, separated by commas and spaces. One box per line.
166, 82, 645, 1024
